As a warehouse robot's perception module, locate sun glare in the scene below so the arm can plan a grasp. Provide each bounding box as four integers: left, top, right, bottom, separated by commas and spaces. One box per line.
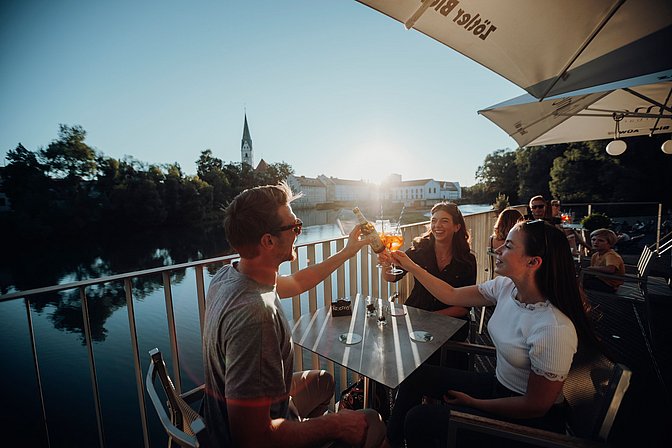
341, 140, 407, 185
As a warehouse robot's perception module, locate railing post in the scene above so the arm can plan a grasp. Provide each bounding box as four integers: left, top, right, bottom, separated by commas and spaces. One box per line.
124, 279, 150, 448
290, 255, 303, 372
656, 203, 662, 251
195, 265, 207, 338
25, 298, 51, 448
162, 272, 181, 394
80, 286, 106, 448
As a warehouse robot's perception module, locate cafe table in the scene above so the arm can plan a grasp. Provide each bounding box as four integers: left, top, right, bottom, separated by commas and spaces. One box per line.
291, 294, 466, 408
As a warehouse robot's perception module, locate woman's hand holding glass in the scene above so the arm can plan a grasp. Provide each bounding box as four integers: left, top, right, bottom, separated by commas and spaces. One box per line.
384, 227, 405, 275
386, 250, 415, 273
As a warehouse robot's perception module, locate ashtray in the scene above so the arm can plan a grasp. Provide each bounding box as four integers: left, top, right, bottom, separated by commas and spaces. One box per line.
338, 332, 362, 345
409, 331, 434, 342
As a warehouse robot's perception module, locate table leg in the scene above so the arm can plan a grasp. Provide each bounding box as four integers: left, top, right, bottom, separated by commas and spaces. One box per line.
363, 376, 369, 409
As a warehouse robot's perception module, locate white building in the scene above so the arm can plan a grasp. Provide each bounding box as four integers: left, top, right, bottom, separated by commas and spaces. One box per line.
287, 173, 460, 208
286, 175, 327, 208
317, 175, 376, 203
385, 175, 461, 206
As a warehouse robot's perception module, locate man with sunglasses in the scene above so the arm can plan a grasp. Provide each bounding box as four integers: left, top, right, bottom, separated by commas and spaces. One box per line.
202, 181, 385, 448
528, 195, 548, 220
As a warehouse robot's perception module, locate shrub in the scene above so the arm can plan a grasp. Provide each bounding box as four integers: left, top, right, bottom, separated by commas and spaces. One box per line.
580, 212, 612, 232
492, 193, 510, 214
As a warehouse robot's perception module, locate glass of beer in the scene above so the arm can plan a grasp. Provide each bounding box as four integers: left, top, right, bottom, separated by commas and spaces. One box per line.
384, 226, 404, 275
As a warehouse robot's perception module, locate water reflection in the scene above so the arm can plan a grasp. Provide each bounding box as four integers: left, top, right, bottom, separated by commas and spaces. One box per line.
1, 226, 231, 294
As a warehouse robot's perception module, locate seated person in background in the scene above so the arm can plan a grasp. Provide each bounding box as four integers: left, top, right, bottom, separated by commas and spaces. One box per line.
489, 208, 524, 257
489, 208, 524, 281
380, 202, 476, 369
548, 199, 562, 226
527, 195, 547, 220
581, 228, 625, 293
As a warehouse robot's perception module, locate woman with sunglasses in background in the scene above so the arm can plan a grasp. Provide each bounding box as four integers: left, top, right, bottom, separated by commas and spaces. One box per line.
380, 219, 597, 448
381, 202, 476, 368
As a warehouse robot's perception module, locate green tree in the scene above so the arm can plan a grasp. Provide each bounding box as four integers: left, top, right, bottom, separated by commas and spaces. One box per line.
461, 183, 492, 204
109, 177, 167, 228
196, 149, 223, 178
474, 149, 519, 203
1, 144, 53, 238
41, 124, 98, 180
257, 161, 295, 185
515, 144, 566, 202
549, 142, 626, 202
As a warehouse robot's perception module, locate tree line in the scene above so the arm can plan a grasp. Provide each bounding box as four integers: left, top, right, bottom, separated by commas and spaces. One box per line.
461, 135, 672, 211
0, 124, 294, 242
3, 124, 671, 245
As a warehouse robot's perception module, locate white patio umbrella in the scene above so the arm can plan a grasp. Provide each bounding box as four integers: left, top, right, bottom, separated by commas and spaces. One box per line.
477, 70, 672, 154
355, 0, 672, 99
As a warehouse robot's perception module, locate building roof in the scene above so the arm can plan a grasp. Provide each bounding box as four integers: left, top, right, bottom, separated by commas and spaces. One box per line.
328, 177, 368, 186
398, 179, 434, 187
292, 175, 324, 187
242, 113, 252, 144
440, 181, 459, 191
255, 159, 268, 172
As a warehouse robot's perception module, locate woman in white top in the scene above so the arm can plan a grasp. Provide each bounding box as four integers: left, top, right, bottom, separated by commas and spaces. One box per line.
381, 219, 598, 448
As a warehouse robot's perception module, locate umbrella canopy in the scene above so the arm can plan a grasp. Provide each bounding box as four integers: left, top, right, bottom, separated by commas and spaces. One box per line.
477, 70, 672, 148
356, 0, 672, 99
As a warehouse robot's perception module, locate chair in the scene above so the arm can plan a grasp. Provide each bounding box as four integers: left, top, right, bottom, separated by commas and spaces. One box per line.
579, 243, 663, 303
443, 341, 632, 447
146, 348, 208, 448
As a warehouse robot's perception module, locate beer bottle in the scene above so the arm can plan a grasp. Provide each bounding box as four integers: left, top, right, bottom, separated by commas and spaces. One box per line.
352, 207, 386, 253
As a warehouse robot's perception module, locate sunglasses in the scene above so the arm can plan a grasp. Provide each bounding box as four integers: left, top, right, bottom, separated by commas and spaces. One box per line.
530, 204, 546, 210
524, 219, 548, 257
271, 219, 303, 235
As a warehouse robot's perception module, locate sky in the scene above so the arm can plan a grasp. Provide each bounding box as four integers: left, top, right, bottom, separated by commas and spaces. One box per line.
0, 0, 526, 186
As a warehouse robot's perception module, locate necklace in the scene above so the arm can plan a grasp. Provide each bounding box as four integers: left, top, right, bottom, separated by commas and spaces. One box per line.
435, 250, 452, 267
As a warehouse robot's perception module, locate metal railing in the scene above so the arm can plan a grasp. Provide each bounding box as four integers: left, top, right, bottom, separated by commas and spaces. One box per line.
5, 202, 666, 446
0, 208, 498, 447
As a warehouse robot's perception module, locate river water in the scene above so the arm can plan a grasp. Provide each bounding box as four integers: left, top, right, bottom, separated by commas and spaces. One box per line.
0, 204, 490, 447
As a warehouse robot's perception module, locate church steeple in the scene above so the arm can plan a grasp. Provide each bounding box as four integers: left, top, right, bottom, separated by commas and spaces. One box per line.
241, 113, 254, 167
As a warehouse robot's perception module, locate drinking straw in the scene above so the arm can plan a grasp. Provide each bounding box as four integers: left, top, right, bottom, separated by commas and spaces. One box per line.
396, 205, 405, 229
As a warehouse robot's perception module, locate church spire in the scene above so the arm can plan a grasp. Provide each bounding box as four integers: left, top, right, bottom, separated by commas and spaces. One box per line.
241, 113, 254, 167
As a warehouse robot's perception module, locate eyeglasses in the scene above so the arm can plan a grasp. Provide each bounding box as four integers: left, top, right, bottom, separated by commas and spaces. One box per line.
530, 204, 546, 210
271, 219, 303, 235
524, 219, 548, 257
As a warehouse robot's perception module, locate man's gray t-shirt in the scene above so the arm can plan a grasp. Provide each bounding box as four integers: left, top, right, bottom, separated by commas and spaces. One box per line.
202, 263, 294, 446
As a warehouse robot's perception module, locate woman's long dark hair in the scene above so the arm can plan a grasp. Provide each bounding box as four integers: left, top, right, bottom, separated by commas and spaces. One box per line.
517, 220, 598, 349
414, 202, 473, 265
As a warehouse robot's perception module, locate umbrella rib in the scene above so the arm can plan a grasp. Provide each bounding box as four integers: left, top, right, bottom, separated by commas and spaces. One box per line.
649, 87, 672, 136
558, 111, 672, 119
510, 92, 611, 142
404, 0, 432, 30
538, 0, 626, 101
622, 87, 672, 114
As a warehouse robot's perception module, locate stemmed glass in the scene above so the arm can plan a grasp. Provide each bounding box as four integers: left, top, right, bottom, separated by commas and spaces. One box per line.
384, 224, 404, 275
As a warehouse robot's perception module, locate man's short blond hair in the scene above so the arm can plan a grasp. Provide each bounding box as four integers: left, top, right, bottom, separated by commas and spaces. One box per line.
529, 195, 546, 206
590, 228, 618, 246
